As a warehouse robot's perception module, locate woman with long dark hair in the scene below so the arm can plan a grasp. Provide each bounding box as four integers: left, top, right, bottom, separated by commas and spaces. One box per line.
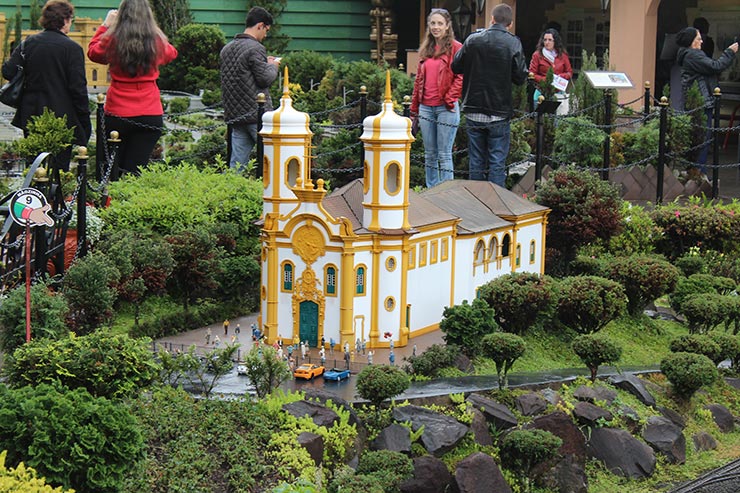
529, 28, 572, 114
87, 0, 177, 176
410, 8, 463, 188
2, 0, 91, 170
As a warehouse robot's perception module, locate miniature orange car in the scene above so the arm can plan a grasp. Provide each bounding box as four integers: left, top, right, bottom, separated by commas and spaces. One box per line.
293, 363, 325, 380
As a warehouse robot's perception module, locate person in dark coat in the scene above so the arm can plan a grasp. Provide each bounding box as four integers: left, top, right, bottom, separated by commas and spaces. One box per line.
2, 0, 91, 171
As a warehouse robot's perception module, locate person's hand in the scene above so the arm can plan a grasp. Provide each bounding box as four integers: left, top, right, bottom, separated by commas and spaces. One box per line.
729, 42, 739, 53
103, 9, 118, 28
28, 204, 54, 227
267, 56, 281, 66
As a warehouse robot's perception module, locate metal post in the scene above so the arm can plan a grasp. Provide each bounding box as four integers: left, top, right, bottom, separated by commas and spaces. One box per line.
601, 89, 612, 180
528, 73, 536, 114
359, 85, 368, 167
535, 96, 545, 184
402, 95, 411, 118
103, 131, 121, 206
656, 97, 668, 204
712, 87, 721, 199
643, 81, 651, 116
256, 92, 266, 179
95, 93, 105, 182
76, 146, 88, 258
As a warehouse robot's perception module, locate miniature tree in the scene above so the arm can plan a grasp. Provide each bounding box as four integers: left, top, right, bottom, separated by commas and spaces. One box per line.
0, 281, 68, 353
480, 332, 526, 389
478, 272, 556, 334
242, 345, 291, 398
572, 334, 622, 383
182, 344, 239, 399
499, 429, 562, 493
439, 298, 498, 356
669, 334, 722, 364
557, 275, 626, 334
63, 252, 120, 334
606, 255, 680, 317
356, 365, 410, 409
661, 352, 718, 400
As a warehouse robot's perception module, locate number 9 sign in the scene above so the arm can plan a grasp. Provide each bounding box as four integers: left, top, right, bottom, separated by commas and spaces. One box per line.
9, 188, 54, 227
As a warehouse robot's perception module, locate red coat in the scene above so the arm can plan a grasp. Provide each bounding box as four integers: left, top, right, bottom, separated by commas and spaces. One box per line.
411, 39, 463, 114
87, 26, 178, 117
529, 50, 572, 83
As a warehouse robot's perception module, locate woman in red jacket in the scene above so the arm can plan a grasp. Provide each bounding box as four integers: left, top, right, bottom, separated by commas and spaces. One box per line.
529, 29, 572, 114
88, 0, 177, 177
410, 8, 463, 188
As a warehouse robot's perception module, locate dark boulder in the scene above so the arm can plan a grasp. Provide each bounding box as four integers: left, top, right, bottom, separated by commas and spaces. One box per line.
642, 416, 686, 464
370, 423, 411, 453
533, 454, 588, 493
587, 427, 656, 479
515, 392, 548, 416
540, 388, 564, 407
297, 432, 324, 466
705, 404, 735, 433
400, 455, 452, 493
573, 401, 613, 427
283, 400, 339, 427
573, 385, 617, 405
467, 394, 518, 431
393, 405, 468, 457
608, 373, 656, 407
528, 411, 587, 458
658, 406, 686, 429
692, 431, 718, 452
468, 408, 493, 447
451, 452, 511, 493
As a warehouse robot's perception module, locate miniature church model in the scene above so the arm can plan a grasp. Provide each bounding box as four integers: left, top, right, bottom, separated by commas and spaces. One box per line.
259, 68, 549, 350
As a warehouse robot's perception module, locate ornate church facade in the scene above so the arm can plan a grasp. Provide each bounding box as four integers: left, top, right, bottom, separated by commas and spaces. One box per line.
259, 70, 549, 350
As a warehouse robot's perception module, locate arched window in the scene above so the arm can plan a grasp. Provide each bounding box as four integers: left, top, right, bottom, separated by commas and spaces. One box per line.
488, 236, 498, 261
502, 234, 511, 257
515, 244, 521, 267
529, 240, 536, 263
286, 158, 299, 187
325, 265, 337, 295
282, 262, 294, 291
355, 266, 366, 295
474, 240, 485, 265
385, 162, 401, 195
92, 69, 98, 82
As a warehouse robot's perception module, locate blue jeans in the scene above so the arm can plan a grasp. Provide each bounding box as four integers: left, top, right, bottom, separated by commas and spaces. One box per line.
419, 102, 459, 188
466, 118, 511, 187
229, 123, 258, 171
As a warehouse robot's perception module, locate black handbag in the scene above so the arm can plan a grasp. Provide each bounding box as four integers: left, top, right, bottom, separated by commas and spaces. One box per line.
0, 41, 25, 108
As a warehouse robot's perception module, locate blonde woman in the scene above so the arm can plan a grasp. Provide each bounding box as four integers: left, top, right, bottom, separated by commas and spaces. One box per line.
410, 8, 463, 188
87, 0, 177, 176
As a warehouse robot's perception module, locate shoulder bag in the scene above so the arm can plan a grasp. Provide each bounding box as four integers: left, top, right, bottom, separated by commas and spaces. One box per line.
0, 40, 26, 108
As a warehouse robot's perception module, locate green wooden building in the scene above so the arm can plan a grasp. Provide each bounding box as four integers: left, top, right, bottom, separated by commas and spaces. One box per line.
0, 0, 372, 60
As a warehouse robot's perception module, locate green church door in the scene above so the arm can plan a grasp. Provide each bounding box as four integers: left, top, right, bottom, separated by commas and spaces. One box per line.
299, 301, 319, 347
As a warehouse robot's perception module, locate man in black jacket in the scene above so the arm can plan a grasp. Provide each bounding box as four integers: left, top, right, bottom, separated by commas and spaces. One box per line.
220, 7, 280, 171
451, 4, 527, 187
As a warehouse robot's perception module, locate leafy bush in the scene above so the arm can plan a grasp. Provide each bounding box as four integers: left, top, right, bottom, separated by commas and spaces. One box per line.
279, 51, 335, 92
652, 204, 740, 259
0, 450, 73, 492
669, 334, 722, 364
661, 352, 719, 399
556, 276, 626, 334
329, 466, 384, 493
439, 298, 498, 356
355, 450, 414, 493
0, 281, 68, 354
499, 429, 562, 493
477, 273, 556, 334
552, 116, 605, 169
167, 96, 190, 114
709, 332, 740, 368
480, 332, 526, 389
670, 273, 734, 314
12, 108, 74, 159
569, 254, 609, 277
534, 166, 622, 273
674, 253, 706, 277
607, 202, 661, 256
63, 252, 120, 334
403, 343, 457, 378
4, 331, 158, 399
159, 24, 225, 93
0, 383, 144, 493
166, 228, 221, 311
605, 255, 680, 316
356, 365, 410, 408
681, 294, 732, 334
572, 333, 622, 382
242, 345, 291, 398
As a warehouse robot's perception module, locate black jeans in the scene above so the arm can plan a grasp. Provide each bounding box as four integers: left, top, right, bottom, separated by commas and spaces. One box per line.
104, 114, 163, 176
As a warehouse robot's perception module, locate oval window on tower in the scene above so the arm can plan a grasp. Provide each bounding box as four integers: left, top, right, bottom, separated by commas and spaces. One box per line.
385, 162, 400, 195
287, 158, 300, 187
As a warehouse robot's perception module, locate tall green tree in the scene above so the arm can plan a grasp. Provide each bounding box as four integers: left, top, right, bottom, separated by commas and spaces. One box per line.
149, 0, 192, 39
480, 332, 526, 389
439, 298, 498, 356
29, 0, 41, 30
165, 229, 221, 312
62, 252, 120, 334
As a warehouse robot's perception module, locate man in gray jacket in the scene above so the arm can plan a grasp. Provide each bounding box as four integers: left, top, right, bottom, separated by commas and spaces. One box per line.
220, 7, 280, 171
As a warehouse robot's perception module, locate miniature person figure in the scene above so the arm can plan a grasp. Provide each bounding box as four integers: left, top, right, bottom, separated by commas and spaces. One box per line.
214, 335, 221, 347
205, 327, 212, 345
389, 339, 394, 351
289, 356, 295, 373
330, 337, 335, 354
223, 319, 229, 336
231, 335, 237, 344
277, 347, 283, 360
367, 350, 374, 365
361, 339, 367, 355
389, 350, 395, 366
319, 346, 326, 366
300, 341, 306, 360
235, 323, 241, 334
344, 350, 350, 369
344, 341, 350, 354
412, 344, 417, 357
356, 337, 361, 354
277, 336, 283, 348
287, 344, 293, 357
321, 336, 325, 349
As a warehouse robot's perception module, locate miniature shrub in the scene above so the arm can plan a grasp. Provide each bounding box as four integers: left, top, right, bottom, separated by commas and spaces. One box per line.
607, 202, 661, 255
652, 204, 740, 259
670, 273, 720, 313
556, 276, 626, 334
572, 333, 622, 382
12, 108, 75, 159
159, 23, 225, 93
0, 450, 73, 492
279, 51, 335, 92
355, 450, 414, 493
477, 272, 556, 334
499, 429, 562, 493
439, 298, 498, 356
661, 352, 719, 399
708, 332, 740, 367
552, 116, 604, 169
403, 343, 457, 378
0, 281, 68, 354
328, 466, 383, 493
480, 332, 526, 389
605, 255, 680, 316
62, 252, 120, 334
568, 254, 609, 277
724, 296, 740, 335
669, 334, 722, 364
534, 166, 622, 274
703, 249, 740, 284
681, 294, 731, 334
167, 96, 190, 114
674, 253, 706, 277
356, 366, 410, 408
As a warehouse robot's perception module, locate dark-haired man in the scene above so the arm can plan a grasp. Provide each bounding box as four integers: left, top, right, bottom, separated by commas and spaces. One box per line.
451, 4, 527, 187
220, 7, 280, 171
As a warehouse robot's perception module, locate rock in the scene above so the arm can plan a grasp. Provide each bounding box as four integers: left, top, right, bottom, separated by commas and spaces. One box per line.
540, 388, 565, 407
658, 406, 686, 429
370, 423, 411, 453
468, 408, 493, 447
692, 431, 718, 452
724, 377, 740, 390
705, 404, 735, 433
642, 416, 686, 464
587, 427, 656, 479
303, 389, 362, 428
616, 405, 642, 435
393, 405, 468, 457
454, 353, 474, 373
527, 412, 587, 458
297, 432, 324, 466
608, 373, 656, 407
466, 394, 518, 431
451, 452, 511, 493
400, 455, 452, 493
283, 400, 339, 427
533, 454, 588, 493
573, 401, 613, 427
573, 385, 617, 405
515, 392, 548, 416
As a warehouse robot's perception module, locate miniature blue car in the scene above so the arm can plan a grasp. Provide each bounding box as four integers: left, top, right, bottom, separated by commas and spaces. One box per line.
323, 367, 351, 381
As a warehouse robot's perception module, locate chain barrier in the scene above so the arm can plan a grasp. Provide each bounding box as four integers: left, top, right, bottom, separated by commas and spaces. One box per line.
314, 142, 363, 160
616, 93, 647, 108
49, 174, 83, 221
0, 231, 26, 249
